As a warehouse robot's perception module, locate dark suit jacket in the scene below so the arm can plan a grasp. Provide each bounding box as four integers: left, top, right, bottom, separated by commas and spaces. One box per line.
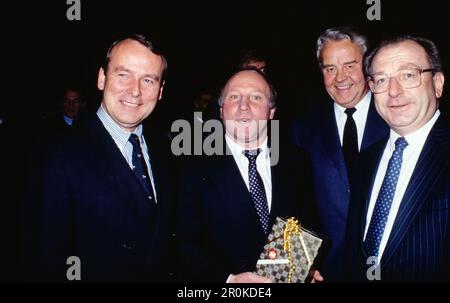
290, 96, 389, 281
22, 115, 175, 282
345, 114, 450, 282
175, 141, 319, 282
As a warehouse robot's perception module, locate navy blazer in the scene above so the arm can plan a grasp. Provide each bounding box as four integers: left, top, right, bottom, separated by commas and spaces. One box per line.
175, 142, 319, 282
345, 114, 450, 282
290, 96, 388, 281
22, 115, 175, 282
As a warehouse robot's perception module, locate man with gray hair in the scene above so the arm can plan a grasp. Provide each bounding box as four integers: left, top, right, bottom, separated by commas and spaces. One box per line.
290, 27, 389, 281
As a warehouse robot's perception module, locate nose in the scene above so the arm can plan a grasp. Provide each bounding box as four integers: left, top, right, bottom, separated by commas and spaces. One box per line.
388, 76, 404, 97
238, 97, 249, 111
335, 66, 348, 82
130, 78, 141, 97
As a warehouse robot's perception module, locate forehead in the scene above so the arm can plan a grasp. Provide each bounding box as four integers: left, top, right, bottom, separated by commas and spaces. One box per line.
109, 39, 162, 65
322, 39, 363, 62
372, 41, 429, 71
225, 71, 270, 92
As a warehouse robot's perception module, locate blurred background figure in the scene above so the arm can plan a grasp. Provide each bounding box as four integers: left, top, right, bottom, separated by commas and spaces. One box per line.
193, 90, 215, 124
61, 88, 84, 126
238, 49, 269, 74
41, 86, 85, 133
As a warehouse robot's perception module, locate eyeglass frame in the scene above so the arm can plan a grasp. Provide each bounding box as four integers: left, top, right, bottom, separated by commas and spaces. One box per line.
368, 65, 435, 94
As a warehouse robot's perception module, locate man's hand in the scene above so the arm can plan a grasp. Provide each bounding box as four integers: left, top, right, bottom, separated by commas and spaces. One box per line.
310, 270, 324, 283
227, 272, 272, 283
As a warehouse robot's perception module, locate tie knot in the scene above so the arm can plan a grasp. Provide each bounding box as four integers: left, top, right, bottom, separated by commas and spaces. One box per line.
243, 149, 261, 162
394, 137, 408, 151
129, 134, 140, 146
344, 107, 356, 116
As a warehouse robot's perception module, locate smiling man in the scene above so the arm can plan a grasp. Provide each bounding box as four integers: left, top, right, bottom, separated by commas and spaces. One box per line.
345, 35, 449, 282
290, 27, 389, 282
23, 35, 175, 282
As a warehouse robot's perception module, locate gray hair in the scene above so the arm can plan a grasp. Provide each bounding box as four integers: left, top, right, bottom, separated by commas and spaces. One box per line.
316, 27, 368, 67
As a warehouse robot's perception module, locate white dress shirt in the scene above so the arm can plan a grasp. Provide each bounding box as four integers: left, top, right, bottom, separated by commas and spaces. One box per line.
97, 104, 157, 202
364, 110, 440, 260
334, 91, 372, 150
225, 135, 273, 211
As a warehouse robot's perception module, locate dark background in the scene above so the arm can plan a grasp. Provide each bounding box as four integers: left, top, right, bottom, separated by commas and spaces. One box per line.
0, 0, 448, 282
4, 0, 449, 128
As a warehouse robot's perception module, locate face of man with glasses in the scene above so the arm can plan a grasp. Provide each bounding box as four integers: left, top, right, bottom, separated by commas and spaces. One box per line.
368, 40, 445, 136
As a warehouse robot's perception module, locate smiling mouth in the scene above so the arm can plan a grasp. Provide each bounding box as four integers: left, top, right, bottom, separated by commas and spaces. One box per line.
335, 84, 352, 90
120, 100, 139, 107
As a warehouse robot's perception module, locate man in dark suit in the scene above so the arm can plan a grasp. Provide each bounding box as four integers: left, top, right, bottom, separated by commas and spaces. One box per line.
23, 34, 174, 282
345, 35, 449, 282
176, 68, 322, 283
290, 27, 389, 281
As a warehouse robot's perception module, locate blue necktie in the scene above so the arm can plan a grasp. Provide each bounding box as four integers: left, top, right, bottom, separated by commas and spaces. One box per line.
364, 137, 408, 259
244, 149, 270, 234
129, 134, 155, 202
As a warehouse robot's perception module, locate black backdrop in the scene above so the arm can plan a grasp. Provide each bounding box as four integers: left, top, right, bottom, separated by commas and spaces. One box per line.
0, 0, 448, 283
5, 0, 449, 128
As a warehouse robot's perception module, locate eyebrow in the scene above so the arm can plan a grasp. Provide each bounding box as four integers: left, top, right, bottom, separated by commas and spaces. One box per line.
226, 89, 268, 96
321, 64, 336, 68
113, 66, 160, 82
322, 60, 358, 68
372, 63, 425, 74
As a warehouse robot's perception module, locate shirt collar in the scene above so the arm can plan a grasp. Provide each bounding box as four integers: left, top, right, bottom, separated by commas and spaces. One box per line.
388, 110, 440, 151
334, 90, 372, 114
96, 104, 143, 150
225, 134, 270, 159
63, 115, 74, 126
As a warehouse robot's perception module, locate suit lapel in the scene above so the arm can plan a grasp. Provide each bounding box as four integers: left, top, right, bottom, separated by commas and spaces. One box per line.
361, 96, 389, 150
359, 138, 388, 246
86, 116, 154, 213
382, 116, 450, 263
270, 155, 283, 223
211, 153, 261, 217
321, 103, 349, 182
211, 143, 269, 237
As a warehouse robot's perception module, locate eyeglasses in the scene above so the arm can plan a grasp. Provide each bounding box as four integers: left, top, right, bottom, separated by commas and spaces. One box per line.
368, 66, 435, 94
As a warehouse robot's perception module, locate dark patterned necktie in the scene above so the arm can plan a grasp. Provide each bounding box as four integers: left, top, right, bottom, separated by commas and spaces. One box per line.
129, 134, 155, 202
363, 137, 408, 259
244, 149, 270, 234
343, 107, 358, 175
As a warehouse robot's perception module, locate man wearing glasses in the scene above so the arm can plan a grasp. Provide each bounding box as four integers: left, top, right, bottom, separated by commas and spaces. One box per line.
345, 36, 449, 282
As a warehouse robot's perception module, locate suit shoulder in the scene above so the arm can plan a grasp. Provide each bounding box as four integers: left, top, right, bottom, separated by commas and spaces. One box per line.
292, 104, 330, 127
